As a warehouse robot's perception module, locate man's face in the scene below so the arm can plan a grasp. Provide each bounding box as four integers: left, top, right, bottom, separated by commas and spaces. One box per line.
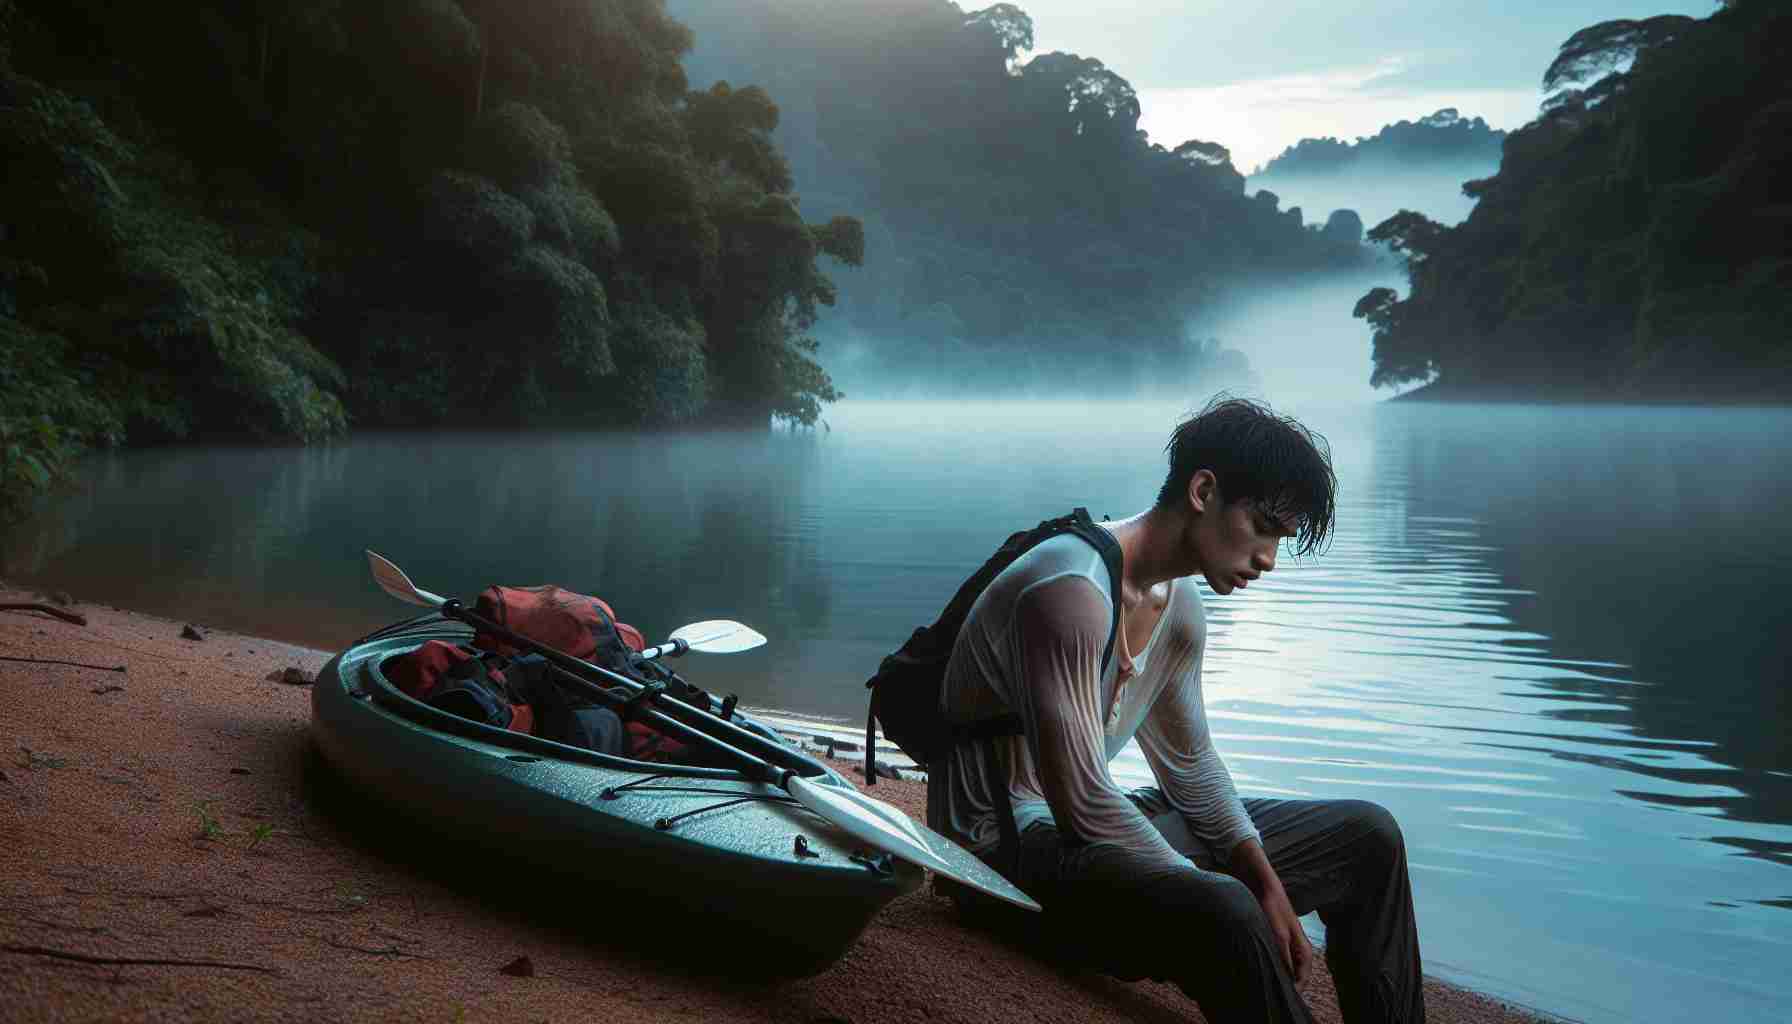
1186, 474, 1297, 595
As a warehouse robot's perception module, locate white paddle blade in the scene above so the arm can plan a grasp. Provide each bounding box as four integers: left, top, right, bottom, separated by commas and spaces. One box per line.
787, 775, 1041, 912
669, 619, 767, 654
366, 550, 447, 608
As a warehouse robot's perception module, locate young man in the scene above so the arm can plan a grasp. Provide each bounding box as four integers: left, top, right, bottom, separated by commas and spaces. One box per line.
928, 397, 1424, 1023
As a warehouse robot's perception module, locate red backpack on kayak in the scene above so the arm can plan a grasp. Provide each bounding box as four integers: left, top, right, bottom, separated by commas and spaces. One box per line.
389, 584, 708, 761
470, 585, 646, 662
386, 640, 536, 735
473, 584, 701, 760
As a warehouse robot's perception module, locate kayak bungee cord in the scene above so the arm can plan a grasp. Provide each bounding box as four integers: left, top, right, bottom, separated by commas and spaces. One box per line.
595, 772, 805, 832
355, 610, 449, 646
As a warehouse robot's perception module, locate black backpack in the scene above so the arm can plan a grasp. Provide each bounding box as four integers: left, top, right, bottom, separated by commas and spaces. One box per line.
862, 507, 1123, 786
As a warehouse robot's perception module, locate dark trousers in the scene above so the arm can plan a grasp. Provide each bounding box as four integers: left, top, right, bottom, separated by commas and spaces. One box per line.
960, 790, 1425, 1024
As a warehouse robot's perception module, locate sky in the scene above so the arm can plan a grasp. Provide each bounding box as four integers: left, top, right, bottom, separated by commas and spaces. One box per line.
1011, 0, 1713, 172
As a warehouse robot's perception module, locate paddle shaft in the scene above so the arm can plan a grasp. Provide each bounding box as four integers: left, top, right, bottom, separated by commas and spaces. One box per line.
533, 661, 787, 784
438, 600, 827, 780
635, 638, 688, 661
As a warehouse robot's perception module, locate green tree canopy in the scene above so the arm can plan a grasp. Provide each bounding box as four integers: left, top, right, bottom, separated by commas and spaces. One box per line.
964, 4, 1034, 63
1354, 1, 1790, 400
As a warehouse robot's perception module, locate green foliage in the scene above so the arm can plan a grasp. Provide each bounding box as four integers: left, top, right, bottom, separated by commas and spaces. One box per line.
0, 319, 122, 515
1357, 1, 1792, 399
490, 244, 615, 388
1018, 52, 1140, 141
519, 182, 621, 267
0, 51, 350, 511
245, 822, 276, 851
0, 68, 136, 255
1541, 16, 1695, 94
812, 216, 866, 267
964, 4, 1034, 63
420, 170, 535, 258
770, 332, 842, 426
682, 82, 792, 192
466, 101, 573, 191
347, 310, 465, 426
192, 800, 225, 841
104, 195, 348, 441
1352, 287, 1436, 389
1367, 211, 1447, 266
0, 0, 859, 467
603, 303, 708, 424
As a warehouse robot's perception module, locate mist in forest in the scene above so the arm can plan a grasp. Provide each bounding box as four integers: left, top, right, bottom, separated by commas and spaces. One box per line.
1247, 158, 1499, 230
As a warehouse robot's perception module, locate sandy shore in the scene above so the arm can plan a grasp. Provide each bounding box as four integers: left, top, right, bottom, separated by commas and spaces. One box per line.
0, 585, 1566, 1023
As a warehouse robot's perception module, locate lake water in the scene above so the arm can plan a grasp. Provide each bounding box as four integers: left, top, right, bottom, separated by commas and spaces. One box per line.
5, 399, 1789, 1023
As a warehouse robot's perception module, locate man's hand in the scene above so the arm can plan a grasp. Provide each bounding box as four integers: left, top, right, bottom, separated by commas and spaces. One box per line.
1258, 879, 1313, 985
1228, 838, 1313, 984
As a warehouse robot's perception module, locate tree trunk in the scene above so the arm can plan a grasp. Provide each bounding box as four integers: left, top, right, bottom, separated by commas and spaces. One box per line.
474, 42, 487, 118
258, 20, 270, 100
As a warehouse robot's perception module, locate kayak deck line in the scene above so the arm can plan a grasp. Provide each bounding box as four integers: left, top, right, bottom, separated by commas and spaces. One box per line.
593, 771, 804, 833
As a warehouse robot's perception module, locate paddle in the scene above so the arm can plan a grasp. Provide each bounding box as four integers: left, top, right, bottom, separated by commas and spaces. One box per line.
637, 620, 766, 661
364, 551, 1041, 912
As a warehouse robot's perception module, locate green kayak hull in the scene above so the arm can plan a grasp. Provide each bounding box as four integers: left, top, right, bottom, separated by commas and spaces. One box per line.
310, 618, 921, 975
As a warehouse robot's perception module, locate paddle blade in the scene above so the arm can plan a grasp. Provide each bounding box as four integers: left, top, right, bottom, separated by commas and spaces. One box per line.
787, 775, 1041, 912
366, 551, 447, 609
669, 619, 767, 654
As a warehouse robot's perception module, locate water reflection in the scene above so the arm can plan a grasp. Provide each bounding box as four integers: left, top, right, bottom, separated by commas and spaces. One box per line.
1390, 405, 1792, 833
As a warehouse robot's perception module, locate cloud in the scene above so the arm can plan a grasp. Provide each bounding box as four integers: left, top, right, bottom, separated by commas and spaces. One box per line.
1136, 59, 1541, 174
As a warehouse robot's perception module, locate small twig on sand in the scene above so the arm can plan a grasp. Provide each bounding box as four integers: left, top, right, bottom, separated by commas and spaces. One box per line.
241, 895, 368, 916
324, 935, 436, 960
0, 603, 87, 626
18, 915, 110, 936
0, 656, 125, 672
1, 943, 280, 974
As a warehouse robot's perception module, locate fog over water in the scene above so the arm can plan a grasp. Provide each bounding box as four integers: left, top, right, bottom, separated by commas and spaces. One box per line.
1176, 267, 1405, 405
818, 261, 1403, 407
6, 399, 1790, 1024
1247, 157, 1498, 230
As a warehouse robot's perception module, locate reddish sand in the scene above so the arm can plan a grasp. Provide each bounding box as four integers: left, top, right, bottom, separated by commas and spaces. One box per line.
0, 587, 1564, 1023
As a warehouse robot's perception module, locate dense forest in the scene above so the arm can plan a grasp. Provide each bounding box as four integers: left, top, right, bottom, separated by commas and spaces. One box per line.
1, 0, 1379, 515
1253, 109, 1506, 179
667, 0, 1367, 392
1355, 0, 1791, 398
1248, 109, 1508, 230
0, 0, 861, 514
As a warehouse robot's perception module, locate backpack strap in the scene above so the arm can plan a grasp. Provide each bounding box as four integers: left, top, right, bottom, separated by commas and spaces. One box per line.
1067, 507, 1125, 683
986, 507, 1124, 879
862, 508, 1126, 786
955, 508, 1124, 741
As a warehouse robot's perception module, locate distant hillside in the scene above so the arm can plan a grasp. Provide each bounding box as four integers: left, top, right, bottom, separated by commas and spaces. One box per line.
1354, 2, 1791, 401
667, 0, 1367, 394
1254, 109, 1506, 178
1249, 109, 1507, 227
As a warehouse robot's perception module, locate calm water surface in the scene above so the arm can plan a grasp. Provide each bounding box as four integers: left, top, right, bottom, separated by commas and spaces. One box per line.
6, 400, 1789, 1023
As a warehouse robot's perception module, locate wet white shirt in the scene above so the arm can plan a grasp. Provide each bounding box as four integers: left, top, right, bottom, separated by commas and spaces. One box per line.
925, 532, 1259, 877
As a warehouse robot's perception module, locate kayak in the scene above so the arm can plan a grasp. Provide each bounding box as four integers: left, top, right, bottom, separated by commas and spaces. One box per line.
309, 614, 922, 975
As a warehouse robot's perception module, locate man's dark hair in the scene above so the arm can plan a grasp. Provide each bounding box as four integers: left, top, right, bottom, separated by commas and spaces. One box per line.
1155, 395, 1336, 556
